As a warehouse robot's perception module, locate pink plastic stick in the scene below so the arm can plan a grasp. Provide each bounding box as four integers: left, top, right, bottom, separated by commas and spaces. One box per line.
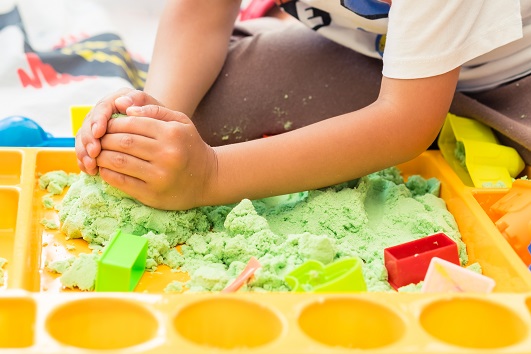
222, 257, 261, 293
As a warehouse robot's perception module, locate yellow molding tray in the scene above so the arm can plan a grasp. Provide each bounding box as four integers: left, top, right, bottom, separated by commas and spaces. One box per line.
1, 148, 531, 353
3, 291, 531, 352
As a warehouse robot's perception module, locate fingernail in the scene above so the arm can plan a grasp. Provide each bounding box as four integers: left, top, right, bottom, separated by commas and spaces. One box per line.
116, 96, 133, 106
91, 123, 98, 135
128, 106, 142, 114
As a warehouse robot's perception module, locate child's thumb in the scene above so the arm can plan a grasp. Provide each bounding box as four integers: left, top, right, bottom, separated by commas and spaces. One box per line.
126, 105, 191, 124
115, 90, 162, 112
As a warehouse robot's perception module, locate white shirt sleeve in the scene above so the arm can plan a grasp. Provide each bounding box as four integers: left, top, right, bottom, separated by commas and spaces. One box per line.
382, 0, 523, 79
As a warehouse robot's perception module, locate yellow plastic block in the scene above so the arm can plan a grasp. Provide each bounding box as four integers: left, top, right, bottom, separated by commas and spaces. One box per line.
69, 105, 92, 136
438, 113, 525, 188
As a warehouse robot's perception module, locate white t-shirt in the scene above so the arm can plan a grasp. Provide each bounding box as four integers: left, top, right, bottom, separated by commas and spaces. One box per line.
277, 0, 530, 92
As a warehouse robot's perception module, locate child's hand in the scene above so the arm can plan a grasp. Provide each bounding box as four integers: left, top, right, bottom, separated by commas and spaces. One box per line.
75, 88, 162, 175
96, 104, 218, 210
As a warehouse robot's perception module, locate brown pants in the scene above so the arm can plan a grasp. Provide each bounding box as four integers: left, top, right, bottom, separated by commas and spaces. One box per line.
192, 18, 531, 164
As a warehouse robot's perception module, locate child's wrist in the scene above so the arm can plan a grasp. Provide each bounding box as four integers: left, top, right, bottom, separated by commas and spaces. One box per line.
196, 146, 221, 207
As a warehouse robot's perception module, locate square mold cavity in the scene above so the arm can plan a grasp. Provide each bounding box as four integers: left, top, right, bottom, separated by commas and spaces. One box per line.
36, 150, 80, 174
0, 187, 19, 289
0, 150, 23, 185
34, 150, 82, 292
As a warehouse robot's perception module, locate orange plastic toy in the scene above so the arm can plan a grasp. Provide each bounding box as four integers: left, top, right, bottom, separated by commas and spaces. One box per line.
489, 180, 531, 266
222, 257, 261, 293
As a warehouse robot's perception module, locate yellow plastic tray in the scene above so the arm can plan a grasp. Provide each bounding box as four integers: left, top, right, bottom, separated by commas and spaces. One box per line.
2, 148, 531, 353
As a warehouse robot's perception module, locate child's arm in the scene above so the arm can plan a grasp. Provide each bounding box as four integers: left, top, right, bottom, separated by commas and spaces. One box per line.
75, 0, 241, 175
143, 0, 242, 116
212, 69, 460, 204
95, 68, 460, 210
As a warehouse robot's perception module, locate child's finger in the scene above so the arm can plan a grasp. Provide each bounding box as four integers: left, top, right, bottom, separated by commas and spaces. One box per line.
96, 149, 151, 182
88, 87, 139, 138
116, 90, 163, 110
98, 166, 148, 203
88, 103, 115, 140
126, 104, 191, 124
100, 133, 157, 162
114, 95, 134, 112
75, 136, 98, 173
106, 116, 168, 138
75, 114, 100, 169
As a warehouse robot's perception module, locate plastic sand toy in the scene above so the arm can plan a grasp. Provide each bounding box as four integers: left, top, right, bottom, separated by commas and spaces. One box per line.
489, 180, 531, 266
422, 257, 496, 293
0, 116, 74, 147
384, 232, 460, 290
222, 257, 261, 293
285, 257, 366, 292
95, 230, 148, 292
69, 105, 92, 136
438, 113, 524, 188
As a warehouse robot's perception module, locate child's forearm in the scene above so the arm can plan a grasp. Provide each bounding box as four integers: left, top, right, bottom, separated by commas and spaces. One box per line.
204, 72, 459, 206
207, 106, 424, 205
144, 0, 241, 116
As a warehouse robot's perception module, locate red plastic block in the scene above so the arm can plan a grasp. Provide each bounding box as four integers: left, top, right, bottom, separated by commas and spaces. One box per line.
384, 232, 460, 290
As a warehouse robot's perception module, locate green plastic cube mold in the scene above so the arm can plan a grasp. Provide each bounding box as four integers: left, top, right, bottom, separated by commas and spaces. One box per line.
95, 230, 148, 292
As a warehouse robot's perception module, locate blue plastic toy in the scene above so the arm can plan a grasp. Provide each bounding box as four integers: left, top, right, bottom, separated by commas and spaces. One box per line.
0, 116, 74, 147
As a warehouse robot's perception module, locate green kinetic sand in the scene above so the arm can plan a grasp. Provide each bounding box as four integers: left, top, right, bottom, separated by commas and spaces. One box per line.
44, 167, 468, 292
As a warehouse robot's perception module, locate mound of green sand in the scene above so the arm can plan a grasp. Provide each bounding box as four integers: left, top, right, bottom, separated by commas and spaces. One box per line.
48, 167, 467, 292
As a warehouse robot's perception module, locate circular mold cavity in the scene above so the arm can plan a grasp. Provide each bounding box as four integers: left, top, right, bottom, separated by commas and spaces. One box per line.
174, 298, 282, 349
420, 297, 526, 349
298, 297, 406, 349
46, 298, 158, 350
